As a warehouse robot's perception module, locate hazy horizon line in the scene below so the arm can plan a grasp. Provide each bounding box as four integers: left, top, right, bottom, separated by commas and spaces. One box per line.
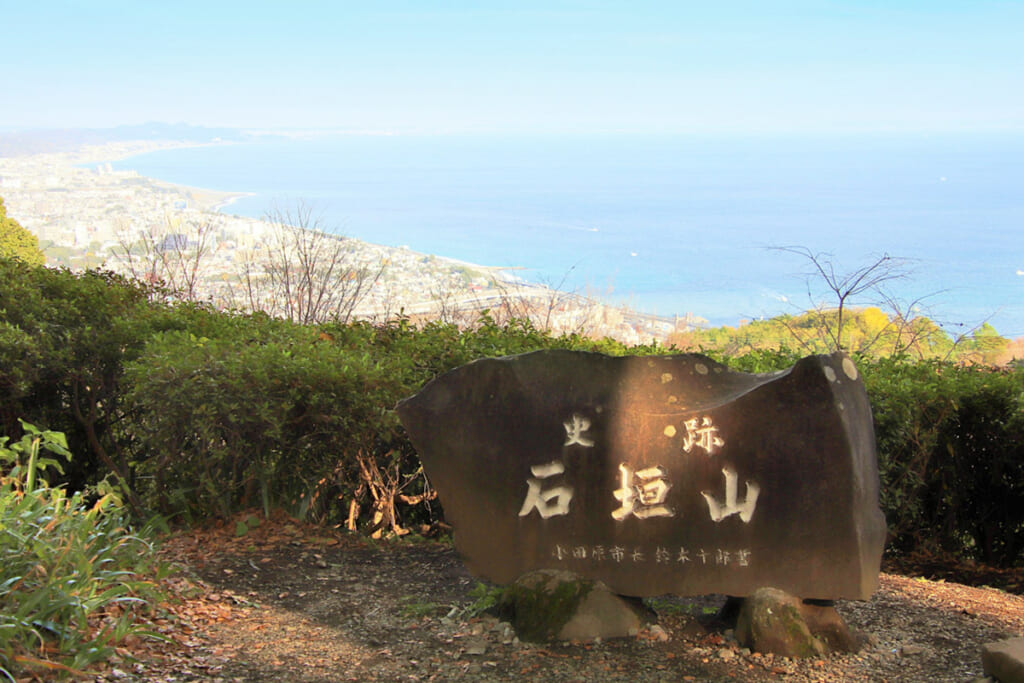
4, 122, 1024, 139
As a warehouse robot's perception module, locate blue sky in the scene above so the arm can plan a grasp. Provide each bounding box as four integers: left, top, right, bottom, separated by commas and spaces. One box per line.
4, 0, 1023, 133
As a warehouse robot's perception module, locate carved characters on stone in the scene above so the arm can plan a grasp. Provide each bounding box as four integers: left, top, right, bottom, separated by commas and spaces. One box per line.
563, 413, 595, 447
519, 411, 760, 525
518, 412, 595, 518
682, 416, 725, 455
703, 467, 760, 523
612, 464, 674, 520
518, 460, 573, 519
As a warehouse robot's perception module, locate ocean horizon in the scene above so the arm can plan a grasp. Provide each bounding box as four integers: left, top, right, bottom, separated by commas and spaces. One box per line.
113, 132, 1024, 338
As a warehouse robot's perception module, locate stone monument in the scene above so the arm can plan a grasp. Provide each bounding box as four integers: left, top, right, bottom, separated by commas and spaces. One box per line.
396, 350, 886, 602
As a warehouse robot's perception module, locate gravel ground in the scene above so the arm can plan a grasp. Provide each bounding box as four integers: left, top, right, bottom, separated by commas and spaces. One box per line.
94, 517, 1024, 683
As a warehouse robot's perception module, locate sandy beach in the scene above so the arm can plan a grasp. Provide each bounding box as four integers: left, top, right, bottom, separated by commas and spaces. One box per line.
69, 139, 253, 212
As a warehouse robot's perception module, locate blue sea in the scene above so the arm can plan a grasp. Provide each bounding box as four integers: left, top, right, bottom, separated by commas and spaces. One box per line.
114, 133, 1024, 337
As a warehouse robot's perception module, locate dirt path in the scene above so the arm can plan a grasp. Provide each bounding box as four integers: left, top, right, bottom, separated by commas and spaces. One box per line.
93, 514, 1024, 682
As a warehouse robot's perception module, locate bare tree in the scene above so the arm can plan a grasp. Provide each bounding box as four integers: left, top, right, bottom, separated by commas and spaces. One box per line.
773, 246, 910, 352
163, 216, 216, 301
427, 276, 469, 326
113, 218, 162, 288
366, 278, 402, 324
873, 291, 952, 358
481, 265, 611, 337
238, 203, 384, 324
771, 247, 1006, 360
113, 215, 216, 301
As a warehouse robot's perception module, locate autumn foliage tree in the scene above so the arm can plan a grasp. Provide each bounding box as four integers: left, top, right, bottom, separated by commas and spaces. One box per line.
0, 196, 45, 267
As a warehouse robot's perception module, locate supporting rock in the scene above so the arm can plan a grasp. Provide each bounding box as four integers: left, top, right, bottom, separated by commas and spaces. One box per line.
982, 637, 1024, 683
499, 569, 654, 643
733, 587, 862, 658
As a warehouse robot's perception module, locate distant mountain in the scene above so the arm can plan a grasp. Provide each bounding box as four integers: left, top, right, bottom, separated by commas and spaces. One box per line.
0, 123, 249, 157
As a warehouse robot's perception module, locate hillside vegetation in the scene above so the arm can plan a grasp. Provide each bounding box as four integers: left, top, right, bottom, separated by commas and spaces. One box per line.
1, 258, 1021, 572
670, 307, 1014, 365
0, 197, 45, 267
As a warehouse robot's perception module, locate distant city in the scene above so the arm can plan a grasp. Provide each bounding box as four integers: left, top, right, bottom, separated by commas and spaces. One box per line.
0, 135, 694, 345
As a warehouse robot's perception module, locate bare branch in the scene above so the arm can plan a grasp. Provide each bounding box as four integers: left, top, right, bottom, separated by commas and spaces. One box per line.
771, 246, 912, 352
238, 201, 385, 324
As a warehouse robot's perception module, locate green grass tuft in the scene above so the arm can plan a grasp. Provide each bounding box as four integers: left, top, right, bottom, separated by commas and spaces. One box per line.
1, 423, 171, 680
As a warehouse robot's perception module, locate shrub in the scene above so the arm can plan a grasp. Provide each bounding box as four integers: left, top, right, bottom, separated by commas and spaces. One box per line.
4, 260, 1021, 567
122, 312, 637, 530
861, 356, 1024, 567
0, 259, 157, 500
931, 375, 1024, 565
125, 321, 402, 522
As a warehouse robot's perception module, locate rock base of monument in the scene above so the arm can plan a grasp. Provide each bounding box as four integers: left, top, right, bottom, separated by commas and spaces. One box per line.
981, 637, 1024, 683
730, 587, 864, 658
499, 570, 654, 643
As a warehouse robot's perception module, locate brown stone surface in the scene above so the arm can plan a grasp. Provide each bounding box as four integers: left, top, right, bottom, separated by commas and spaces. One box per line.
799, 600, 862, 653
397, 350, 887, 600
982, 637, 1024, 683
559, 584, 651, 642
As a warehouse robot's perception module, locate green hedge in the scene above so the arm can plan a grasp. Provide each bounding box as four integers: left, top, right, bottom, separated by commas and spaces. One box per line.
1, 260, 1021, 566
862, 356, 1024, 567
0, 259, 157, 499
121, 313, 630, 528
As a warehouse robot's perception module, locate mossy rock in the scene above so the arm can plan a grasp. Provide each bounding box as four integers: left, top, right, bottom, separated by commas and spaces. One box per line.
735, 587, 824, 658
498, 569, 652, 643
735, 587, 862, 658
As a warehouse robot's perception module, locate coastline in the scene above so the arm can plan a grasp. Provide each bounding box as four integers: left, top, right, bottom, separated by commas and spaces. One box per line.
209, 191, 255, 212
74, 139, 256, 213
164, 181, 254, 214
7, 133, 1023, 339
1, 139, 675, 343
74, 139, 547, 285
63, 138, 227, 167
